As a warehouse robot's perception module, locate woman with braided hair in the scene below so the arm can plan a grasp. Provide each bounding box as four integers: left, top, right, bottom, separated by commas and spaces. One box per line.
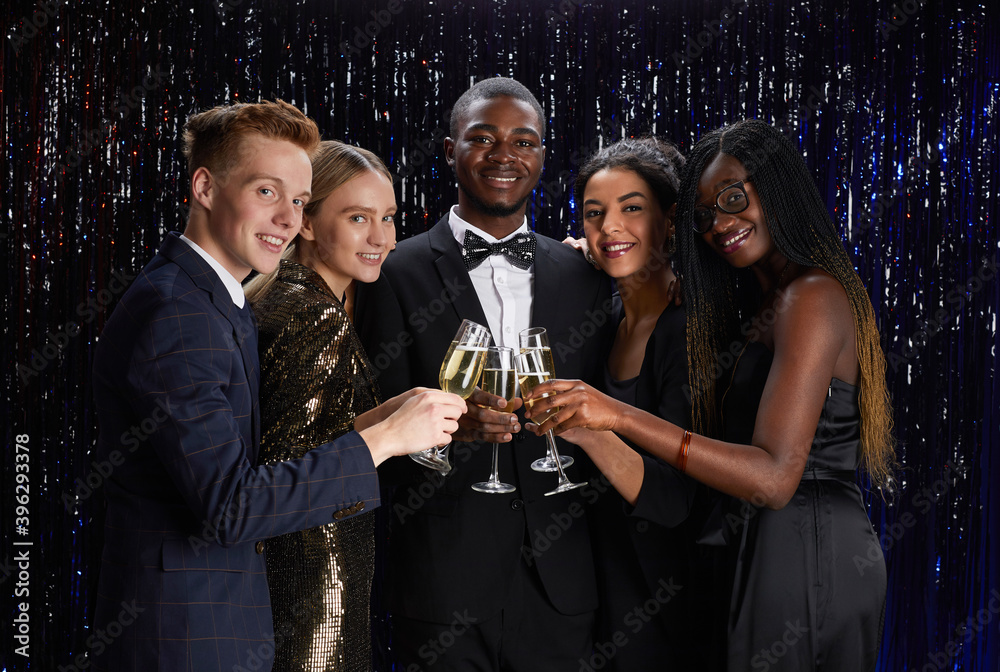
527, 119, 893, 670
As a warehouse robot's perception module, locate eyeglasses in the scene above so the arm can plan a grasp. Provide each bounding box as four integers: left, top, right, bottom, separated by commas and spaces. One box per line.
692, 180, 752, 234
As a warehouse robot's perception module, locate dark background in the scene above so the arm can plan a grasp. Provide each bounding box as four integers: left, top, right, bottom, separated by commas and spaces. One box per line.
2, 0, 998, 669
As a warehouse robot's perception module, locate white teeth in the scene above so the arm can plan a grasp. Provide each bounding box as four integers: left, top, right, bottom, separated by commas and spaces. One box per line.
485, 175, 517, 182
257, 234, 283, 246
722, 230, 750, 247
604, 243, 634, 253
359, 253, 380, 260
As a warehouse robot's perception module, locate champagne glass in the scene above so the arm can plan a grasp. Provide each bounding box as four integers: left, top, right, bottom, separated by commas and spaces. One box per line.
514, 348, 587, 496
471, 346, 517, 494
411, 319, 491, 472
518, 327, 573, 472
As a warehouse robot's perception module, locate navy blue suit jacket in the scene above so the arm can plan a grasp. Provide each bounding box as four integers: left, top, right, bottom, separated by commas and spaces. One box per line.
90, 232, 379, 671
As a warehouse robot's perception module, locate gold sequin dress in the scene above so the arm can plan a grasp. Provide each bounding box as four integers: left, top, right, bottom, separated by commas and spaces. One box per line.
250, 260, 380, 672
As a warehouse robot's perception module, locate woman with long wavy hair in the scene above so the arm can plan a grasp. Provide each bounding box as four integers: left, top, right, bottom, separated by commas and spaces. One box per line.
526, 119, 894, 671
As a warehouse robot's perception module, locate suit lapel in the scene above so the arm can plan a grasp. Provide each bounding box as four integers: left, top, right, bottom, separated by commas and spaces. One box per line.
530, 237, 559, 333
238, 306, 260, 451
161, 232, 260, 454
428, 217, 490, 330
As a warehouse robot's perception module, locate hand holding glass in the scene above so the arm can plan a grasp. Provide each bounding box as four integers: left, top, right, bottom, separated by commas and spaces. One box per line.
514, 348, 587, 496
411, 319, 491, 473
518, 327, 573, 472
471, 346, 517, 494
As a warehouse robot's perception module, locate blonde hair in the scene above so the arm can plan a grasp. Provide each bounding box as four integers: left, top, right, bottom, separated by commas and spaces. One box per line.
244, 140, 393, 302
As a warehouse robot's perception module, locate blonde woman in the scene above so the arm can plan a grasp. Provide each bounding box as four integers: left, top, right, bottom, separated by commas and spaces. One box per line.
245, 141, 461, 671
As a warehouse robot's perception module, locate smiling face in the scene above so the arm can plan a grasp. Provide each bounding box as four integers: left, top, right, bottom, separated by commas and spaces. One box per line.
696, 153, 775, 268
298, 170, 396, 297
445, 95, 545, 235
190, 134, 312, 280
582, 168, 670, 279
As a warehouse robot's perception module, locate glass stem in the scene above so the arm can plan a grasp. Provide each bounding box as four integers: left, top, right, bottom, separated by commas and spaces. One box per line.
546, 431, 568, 481
489, 443, 501, 484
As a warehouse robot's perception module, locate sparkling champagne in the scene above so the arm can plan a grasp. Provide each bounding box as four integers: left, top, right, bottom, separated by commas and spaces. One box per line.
520, 346, 556, 379
438, 342, 488, 398
481, 368, 516, 406
517, 369, 559, 424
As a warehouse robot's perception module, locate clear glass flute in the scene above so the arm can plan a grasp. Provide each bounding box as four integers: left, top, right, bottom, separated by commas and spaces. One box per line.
514, 348, 587, 496
471, 346, 517, 494
518, 326, 573, 472
411, 319, 491, 473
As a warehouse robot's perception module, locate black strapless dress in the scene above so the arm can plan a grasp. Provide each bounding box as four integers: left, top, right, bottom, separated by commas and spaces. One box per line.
724, 342, 886, 672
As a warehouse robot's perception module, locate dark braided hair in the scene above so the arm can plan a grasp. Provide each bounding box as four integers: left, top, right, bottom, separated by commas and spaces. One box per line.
675, 119, 895, 488
573, 136, 686, 220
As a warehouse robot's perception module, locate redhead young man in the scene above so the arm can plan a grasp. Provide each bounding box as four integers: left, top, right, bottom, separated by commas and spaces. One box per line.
89, 100, 463, 671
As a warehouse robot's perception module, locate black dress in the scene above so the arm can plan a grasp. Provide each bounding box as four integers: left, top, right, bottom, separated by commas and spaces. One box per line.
589, 304, 699, 670
723, 341, 886, 671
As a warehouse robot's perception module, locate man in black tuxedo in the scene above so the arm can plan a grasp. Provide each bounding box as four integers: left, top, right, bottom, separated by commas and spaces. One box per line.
356, 78, 613, 670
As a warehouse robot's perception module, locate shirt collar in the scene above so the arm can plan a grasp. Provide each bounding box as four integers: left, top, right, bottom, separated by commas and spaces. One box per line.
448, 205, 529, 246
179, 234, 246, 308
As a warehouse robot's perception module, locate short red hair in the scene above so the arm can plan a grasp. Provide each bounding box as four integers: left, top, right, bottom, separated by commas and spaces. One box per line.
181, 99, 320, 178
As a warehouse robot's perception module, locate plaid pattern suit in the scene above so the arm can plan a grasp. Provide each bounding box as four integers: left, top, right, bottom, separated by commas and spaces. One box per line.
90, 232, 379, 671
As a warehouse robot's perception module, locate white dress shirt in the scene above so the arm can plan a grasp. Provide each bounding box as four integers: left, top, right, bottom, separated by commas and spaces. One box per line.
448, 206, 534, 349
179, 234, 246, 308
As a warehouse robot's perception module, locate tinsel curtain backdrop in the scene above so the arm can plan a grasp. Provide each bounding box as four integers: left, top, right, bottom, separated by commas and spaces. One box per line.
2, 0, 998, 669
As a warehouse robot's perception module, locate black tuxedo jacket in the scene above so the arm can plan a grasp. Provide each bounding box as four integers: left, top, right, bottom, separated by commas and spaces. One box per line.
356, 215, 614, 623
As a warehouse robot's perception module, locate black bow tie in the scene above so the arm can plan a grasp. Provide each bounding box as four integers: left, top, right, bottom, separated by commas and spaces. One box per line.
462, 230, 536, 271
